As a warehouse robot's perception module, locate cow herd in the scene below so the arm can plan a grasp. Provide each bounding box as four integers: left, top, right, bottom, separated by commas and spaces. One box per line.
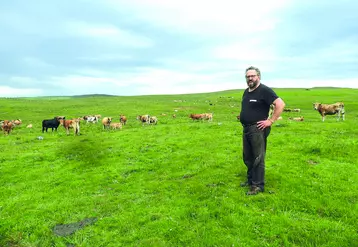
265, 101, 345, 122
0, 101, 346, 136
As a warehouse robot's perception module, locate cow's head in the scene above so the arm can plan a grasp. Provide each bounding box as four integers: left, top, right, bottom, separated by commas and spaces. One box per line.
313, 102, 321, 110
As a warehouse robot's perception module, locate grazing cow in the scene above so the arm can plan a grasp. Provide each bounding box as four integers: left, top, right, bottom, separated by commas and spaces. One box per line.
110, 122, 122, 130
83, 115, 98, 124
313, 102, 345, 121
289, 116, 304, 121
203, 113, 213, 121
172, 114, 176, 118
13, 119, 22, 125
149, 116, 158, 125
137, 115, 150, 125
120, 115, 127, 125
63, 118, 80, 135
102, 117, 112, 129
1, 120, 14, 135
94, 114, 102, 120
269, 104, 274, 117
42, 116, 63, 133
292, 108, 301, 112
189, 113, 205, 120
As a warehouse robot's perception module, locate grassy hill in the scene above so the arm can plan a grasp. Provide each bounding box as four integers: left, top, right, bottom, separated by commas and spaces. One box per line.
0, 88, 357, 246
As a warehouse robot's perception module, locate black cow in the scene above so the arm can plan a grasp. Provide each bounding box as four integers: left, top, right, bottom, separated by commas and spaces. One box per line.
42, 116, 64, 133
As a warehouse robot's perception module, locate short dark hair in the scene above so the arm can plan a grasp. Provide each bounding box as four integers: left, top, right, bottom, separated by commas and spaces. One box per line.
245, 66, 261, 78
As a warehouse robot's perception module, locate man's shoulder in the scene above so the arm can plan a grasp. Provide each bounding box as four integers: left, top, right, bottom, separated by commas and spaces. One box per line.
259, 83, 276, 93
259, 83, 271, 90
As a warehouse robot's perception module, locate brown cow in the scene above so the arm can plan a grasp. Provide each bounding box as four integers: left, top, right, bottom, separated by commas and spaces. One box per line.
189, 114, 205, 120
1, 120, 14, 135
13, 119, 22, 125
110, 122, 122, 130
203, 113, 213, 121
289, 116, 304, 121
120, 115, 127, 125
63, 118, 80, 135
102, 117, 112, 129
149, 116, 158, 125
137, 115, 150, 125
313, 102, 345, 121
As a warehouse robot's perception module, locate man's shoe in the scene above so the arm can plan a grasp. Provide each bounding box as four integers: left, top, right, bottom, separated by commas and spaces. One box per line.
240, 181, 250, 187
246, 186, 264, 195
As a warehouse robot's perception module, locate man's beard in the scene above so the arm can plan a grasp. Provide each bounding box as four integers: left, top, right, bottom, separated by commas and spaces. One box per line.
247, 80, 258, 89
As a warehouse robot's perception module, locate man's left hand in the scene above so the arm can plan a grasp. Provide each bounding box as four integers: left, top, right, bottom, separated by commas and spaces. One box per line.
257, 119, 272, 130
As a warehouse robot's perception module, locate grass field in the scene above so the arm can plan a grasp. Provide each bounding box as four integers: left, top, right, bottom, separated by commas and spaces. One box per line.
0, 88, 357, 247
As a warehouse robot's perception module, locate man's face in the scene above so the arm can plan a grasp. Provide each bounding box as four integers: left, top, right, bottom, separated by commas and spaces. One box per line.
245, 70, 260, 89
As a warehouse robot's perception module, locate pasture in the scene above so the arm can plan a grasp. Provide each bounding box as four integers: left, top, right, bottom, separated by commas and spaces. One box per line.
0, 88, 357, 247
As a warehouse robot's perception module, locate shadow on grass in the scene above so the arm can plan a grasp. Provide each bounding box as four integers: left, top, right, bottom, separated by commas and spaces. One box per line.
57, 137, 110, 167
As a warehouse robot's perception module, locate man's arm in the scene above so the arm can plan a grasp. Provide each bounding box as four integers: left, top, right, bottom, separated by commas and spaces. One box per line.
269, 98, 285, 123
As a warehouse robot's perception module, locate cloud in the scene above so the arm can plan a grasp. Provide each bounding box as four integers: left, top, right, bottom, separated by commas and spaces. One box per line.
63, 21, 154, 48
0, 0, 358, 97
0, 86, 42, 97
104, 0, 288, 36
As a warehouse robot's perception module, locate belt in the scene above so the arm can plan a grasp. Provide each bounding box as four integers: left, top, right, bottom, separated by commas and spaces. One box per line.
242, 122, 257, 127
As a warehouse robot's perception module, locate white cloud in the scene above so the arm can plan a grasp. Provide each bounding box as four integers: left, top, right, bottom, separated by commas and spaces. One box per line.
10, 76, 37, 84
0, 86, 42, 97
77, 54, 133, 62
50, 75, 128, 89
105, 0, 289, 36
22, 57, 53, 68
63, 21, 154, 48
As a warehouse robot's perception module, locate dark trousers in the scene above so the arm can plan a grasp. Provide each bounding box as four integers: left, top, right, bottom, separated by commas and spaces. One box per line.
242, 125, 271, 190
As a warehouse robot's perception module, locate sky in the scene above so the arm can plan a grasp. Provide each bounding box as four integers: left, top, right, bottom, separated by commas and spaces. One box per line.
1, 0, 358, 97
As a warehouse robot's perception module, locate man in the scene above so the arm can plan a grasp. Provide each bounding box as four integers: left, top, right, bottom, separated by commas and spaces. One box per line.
239, 66, 285, 195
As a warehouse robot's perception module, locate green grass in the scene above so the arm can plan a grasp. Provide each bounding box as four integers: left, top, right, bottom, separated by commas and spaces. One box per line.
0, 88, 357, 247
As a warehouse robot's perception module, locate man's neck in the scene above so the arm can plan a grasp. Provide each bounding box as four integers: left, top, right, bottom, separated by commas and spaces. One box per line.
248, 82, 261, 92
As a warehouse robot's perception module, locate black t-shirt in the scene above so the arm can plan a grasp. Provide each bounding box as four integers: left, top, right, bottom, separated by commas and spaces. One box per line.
239, 83, 278, 125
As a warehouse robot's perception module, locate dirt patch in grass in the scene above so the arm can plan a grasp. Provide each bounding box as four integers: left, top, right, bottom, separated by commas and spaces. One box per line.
52, 217, 97, 237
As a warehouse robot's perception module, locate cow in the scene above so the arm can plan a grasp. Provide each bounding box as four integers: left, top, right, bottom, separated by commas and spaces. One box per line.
1, 120, 14, 135
42, 116, 63, 133
172, 114, 176, 118
149, 116, 158, 125
102, 117, 112, 129
313, 102, 345, 121
137, 115, 150, 125
203, 113, 213, 121
289, 116, 304, 121
13, 119, 22, 125
189, 114, 205, 120
120, 115, 127, 125
83, 115, 98, 124
110, 122, 123, 130
63, 118, 80, 135
27, 124, 33, 128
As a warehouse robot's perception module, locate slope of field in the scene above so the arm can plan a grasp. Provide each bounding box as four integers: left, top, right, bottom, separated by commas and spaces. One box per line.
0, 88, 357, 247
